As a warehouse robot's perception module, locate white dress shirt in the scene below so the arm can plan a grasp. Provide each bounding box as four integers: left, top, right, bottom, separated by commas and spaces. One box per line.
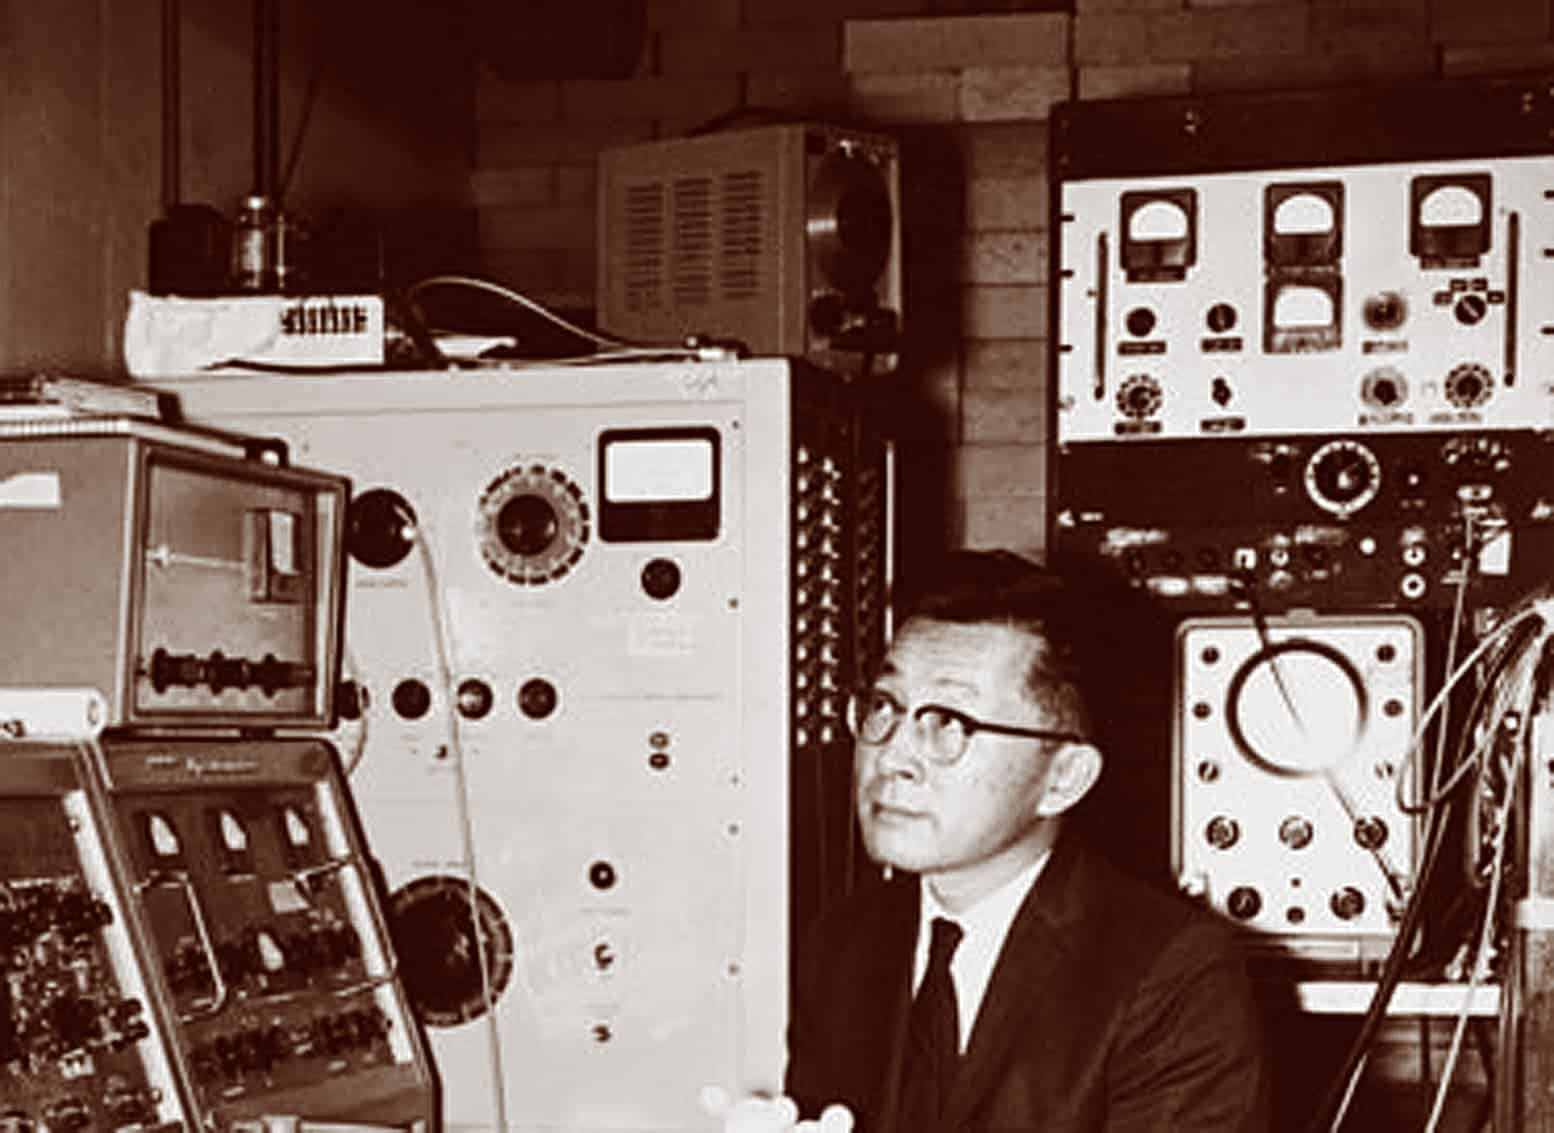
914, 852, 1050, 1054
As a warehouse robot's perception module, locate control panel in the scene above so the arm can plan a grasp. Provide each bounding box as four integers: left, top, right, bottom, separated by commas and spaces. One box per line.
95, 738, 433, 1133
1053, 429, 1554, 614
1174, 614, 1423, 970
1056, 154, 1554, 443
0, 419, 346, 730
141, 360, 889, 1132
0, 748, 188, 1133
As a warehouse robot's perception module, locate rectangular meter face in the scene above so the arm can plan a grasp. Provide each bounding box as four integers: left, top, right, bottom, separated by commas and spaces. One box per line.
598, 426, 722, 541
604, 437, 716, 502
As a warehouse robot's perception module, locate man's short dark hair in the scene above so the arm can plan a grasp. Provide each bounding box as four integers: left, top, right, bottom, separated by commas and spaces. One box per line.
891, 549, 1102, 737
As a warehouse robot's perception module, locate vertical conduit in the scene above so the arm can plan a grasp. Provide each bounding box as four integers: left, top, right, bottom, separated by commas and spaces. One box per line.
253, 0, 280, 200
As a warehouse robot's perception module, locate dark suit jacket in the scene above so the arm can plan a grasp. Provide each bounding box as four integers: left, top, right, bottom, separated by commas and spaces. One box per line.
785, 832, 1271, 1132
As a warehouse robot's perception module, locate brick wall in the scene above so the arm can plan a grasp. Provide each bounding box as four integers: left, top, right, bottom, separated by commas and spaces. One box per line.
473, 0, 1554, 557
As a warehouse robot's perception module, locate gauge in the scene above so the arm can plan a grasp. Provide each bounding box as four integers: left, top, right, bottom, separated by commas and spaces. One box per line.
1304, 439, 1381, 517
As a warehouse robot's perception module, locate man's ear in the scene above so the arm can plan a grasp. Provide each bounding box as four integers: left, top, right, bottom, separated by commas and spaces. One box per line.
1036, 742, 1102, 817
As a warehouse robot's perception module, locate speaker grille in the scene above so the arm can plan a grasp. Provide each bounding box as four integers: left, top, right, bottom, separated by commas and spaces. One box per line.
622, 183, 665, 313
672, 176, 714, 307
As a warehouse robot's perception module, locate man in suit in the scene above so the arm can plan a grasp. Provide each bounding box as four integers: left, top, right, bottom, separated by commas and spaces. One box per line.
782, 550, 1270, 1132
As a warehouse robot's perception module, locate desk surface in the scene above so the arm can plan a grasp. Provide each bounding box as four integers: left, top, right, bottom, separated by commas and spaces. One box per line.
1285, 980, 1500, 1017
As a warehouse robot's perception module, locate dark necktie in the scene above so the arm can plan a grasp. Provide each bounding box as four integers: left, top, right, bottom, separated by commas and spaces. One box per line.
898, 916, 964, 1131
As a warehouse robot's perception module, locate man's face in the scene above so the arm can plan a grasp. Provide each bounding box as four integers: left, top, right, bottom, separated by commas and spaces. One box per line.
854, 617, 1074, 901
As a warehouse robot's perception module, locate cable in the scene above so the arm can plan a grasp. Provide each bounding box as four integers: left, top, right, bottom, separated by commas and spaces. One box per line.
405, 274, 642, 353
409, 520, 509, 1133
1424, 651, 1542, 1132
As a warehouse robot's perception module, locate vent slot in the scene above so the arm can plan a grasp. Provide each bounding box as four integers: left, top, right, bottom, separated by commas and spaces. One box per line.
622, 183, 665, 313
672, 177, 714, 308
720, 169, 764, 301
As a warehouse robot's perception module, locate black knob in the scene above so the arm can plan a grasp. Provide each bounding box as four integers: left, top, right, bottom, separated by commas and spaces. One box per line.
456, 679, 494, 720
1206, 302, 1237, 333
1330, 886, 1366, 921
348, 488, 417, 569
495, 494, 560, 557
1354, 816, 1389, 850
1125, 306, 1157, 337
392, 679, 433, 720
1279, 816, 1314, 850
1454, 292, 1488, 326
1227, 887, 1262, 920
335, 679, 368, 720
1205, 816, 1240, 850
589, 861, 617, 890
518, 678, 559, 720
641, 558, 682, 601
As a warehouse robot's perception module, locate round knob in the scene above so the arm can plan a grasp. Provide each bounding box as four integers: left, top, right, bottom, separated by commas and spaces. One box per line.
1354, 816, 1389, 850
517, 678, 559, 720
392, 679, 432, 720
1279, 816, 1314, 850
456, 679, 494, 720
495, 494, 559, 557
348, 488, 417, 569
1125, 306, 1157, 337
1330, 886, 1366, 921
1226, 886, 1262, 921
1454, 292, 1488, 326
1206, 302, 1237, 333
641, 557, 682, 601
1205, 816, 1240, 850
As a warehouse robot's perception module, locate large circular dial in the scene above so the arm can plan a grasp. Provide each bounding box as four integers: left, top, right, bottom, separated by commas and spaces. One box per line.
477, 462, 590, 585
388, 875, 514, 1027
1304, 439, 1381, 517
1224, 638, 1367, 777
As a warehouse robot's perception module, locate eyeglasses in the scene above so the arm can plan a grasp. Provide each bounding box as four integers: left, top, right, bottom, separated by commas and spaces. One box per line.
847, 686, 1087, 767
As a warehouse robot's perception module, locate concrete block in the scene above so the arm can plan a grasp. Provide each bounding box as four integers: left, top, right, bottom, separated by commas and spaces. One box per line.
478, 121, 655, 166
1432, 0, 1551, 43
1442, 41, 1554, 74
960, 492, 1048, 553
960, 65, 1073, 123
963, 386, 1045, 443
844, 13, 1071, 73
952, 442, 1049, 497
470, 167, 556, 209
660, 21, 840, 75
961, 284, 1047, 339
1077, 0, 1184, 10
958, 122, 1049, 179
476, 76, 562, 124
967, 175, 1049, 232
560, 75, 742, 121
477, 204, 596, 252
1191, 46, 1436, 90
1311, 4, 1430, 52
848, 71, 962, 123
1075, 6, 1309, 64
960, 231, 1047, 285
746, 70, 854, 113
749, 0, 926, 21
646, 0, 740, 30
963, 338, 1049, 390
1078, 62, 1192, 99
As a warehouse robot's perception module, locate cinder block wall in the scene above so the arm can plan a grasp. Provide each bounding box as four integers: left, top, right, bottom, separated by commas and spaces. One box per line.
473, 0, 1554, 556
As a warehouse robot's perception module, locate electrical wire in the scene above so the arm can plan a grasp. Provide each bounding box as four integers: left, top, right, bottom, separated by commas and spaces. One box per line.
405, 274, 646, 353
408, 518, 509, 1133
1311, 596, 1554, 1125
1424, 642, 1545, 1132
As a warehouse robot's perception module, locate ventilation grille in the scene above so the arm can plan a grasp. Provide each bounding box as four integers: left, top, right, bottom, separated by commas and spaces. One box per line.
623, 183, 665, 313
672, 177, 714, 307
720, 170, 764, 301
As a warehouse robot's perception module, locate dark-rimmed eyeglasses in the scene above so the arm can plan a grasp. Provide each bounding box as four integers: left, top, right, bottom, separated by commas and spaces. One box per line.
847, 686, 1087, 767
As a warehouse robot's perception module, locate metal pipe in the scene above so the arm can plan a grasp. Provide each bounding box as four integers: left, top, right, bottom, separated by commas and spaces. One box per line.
253, 0, 280, 199
160, 0, 179, 210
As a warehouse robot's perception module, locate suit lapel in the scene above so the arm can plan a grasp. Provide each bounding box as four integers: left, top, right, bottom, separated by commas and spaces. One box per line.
943, 836, 1089, 1130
